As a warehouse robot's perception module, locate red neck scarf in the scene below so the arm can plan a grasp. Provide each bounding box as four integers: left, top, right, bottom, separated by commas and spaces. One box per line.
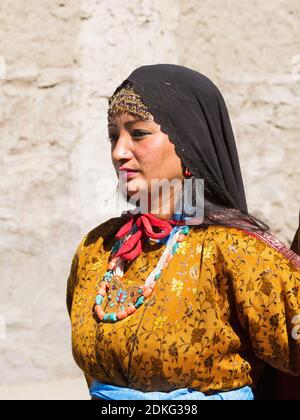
114, 213, 183, 261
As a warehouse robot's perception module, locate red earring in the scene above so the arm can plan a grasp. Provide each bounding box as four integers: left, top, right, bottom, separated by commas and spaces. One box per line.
184, 167, 192, 177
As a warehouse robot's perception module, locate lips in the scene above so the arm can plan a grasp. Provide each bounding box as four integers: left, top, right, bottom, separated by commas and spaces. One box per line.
119, 167, 138, 179
118, 167, 139, 172
121, 171, 138, 179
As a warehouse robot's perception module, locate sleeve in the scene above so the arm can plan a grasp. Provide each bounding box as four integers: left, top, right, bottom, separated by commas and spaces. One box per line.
66, 245, 80, 320
66, 235, 88, 318
84, 372, 94, 389
66, 222, 109, 318
66, 236, 96, 391
217, 227, 300, 376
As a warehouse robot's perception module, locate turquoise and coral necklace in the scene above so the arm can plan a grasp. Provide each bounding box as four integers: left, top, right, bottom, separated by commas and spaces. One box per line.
93, 221, 190, 323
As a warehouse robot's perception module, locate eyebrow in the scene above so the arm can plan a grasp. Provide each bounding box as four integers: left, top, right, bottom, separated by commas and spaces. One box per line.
108, 120, 153, 129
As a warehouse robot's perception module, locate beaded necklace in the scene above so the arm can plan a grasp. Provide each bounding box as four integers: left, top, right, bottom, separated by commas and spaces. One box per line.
93, 224, 190, 323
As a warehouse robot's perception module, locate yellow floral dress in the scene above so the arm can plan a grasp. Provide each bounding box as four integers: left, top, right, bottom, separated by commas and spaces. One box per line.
66, 217, 300, 394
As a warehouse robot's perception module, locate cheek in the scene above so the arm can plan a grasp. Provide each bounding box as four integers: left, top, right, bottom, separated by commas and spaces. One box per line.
134, 140, 166, 170
159, 141, 183, 177
138, 137, 180, 171
165, 144, 182, 166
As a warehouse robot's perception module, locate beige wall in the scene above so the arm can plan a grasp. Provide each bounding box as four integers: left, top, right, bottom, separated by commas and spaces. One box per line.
0, 0, 299, 395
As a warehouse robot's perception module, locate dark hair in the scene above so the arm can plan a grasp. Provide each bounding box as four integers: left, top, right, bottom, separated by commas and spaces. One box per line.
189, 174, 270, 233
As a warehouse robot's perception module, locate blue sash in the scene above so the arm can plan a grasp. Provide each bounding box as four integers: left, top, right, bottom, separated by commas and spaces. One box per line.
90, 381, 254, 400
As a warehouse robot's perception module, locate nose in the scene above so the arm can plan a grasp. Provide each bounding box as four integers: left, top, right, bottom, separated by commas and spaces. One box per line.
111, 134, 134, 163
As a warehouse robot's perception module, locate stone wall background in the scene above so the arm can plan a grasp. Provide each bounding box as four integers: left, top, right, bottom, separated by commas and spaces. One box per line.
0, 0, 299, 396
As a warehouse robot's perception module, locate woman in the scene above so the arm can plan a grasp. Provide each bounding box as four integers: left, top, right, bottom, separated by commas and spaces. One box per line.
67, 64, 300, 400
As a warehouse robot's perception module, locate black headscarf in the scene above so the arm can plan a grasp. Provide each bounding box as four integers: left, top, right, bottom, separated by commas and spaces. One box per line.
111, 64, 269, 231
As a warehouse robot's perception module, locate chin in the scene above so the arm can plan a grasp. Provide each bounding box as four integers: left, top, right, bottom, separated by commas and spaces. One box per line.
124, 178, 148, 193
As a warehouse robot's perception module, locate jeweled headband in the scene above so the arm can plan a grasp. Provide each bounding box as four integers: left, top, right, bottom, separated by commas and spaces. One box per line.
107, 83, 153, 124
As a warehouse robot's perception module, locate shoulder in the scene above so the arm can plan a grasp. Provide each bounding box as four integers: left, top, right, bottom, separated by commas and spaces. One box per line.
75, 215, 127, 258
83, 216, 126, 246
203, 224, 300, 271
204, 223, 276, 253
192, 224, 258, 249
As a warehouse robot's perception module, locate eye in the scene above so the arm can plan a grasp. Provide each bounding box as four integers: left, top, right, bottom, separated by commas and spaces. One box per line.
107, 130, 150, 143
132, 130, 149, 138
108, 134, 117, 142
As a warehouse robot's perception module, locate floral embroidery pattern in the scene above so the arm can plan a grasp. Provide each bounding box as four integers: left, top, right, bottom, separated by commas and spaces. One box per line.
153, 316, 168, 332
171, 279, 184, 297
196, 244, 203, 255
91, 260, 102, 271
67, 218, 300, 394
203, 245, 214, 260
176, 241, 190, 255
189, 263, 199, 281
174, 320, 182, 330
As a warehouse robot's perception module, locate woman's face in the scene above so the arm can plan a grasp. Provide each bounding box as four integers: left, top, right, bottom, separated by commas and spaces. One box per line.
108, 112, 184, 205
